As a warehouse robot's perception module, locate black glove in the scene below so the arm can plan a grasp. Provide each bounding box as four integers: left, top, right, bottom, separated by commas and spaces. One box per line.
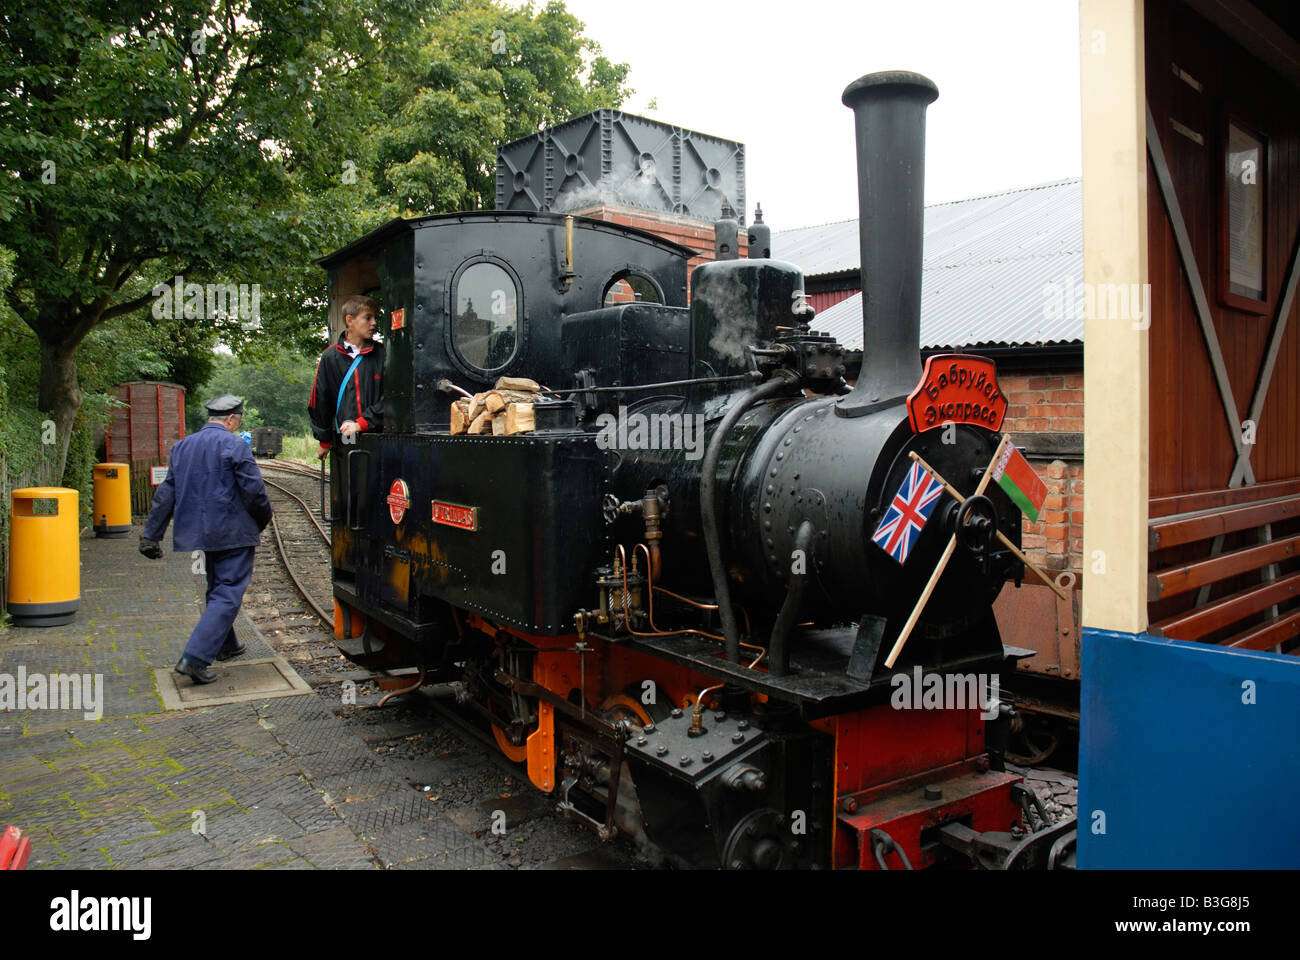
252, 503, 273, 532
139, 537, 163, 559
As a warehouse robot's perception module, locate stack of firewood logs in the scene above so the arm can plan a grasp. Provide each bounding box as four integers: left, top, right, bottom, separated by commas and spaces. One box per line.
449, 377, 544, 436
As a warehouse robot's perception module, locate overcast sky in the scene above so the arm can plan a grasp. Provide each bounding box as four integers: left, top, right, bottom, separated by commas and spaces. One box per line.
543, 0, 1083, 230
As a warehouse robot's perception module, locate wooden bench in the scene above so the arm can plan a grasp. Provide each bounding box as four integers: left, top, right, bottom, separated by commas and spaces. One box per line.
1148, 484, 1300, 651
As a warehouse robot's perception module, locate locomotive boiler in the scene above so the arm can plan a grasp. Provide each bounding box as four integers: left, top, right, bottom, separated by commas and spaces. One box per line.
317, 70, 1075, 869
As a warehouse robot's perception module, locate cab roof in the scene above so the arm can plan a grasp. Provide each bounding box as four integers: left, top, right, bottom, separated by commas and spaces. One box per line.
315, 209, 696, 270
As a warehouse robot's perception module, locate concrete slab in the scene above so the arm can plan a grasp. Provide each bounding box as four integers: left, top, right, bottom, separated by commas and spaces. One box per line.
155, 657, 312, 711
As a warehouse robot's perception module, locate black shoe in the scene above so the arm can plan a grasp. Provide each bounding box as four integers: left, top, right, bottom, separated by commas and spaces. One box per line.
214, 639, 247, 661
175, 656, 217, 684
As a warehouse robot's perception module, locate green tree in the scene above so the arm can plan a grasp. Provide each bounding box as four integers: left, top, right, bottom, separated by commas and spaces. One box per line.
0, 247, 192, 531
372, 0, 632, 213
194, 352, 317, 434
0, 0, 420, 475
0, 0, 632, 481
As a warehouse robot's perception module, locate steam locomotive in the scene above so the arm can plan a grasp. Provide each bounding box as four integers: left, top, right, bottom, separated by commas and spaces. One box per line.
317, 71, 1075, 869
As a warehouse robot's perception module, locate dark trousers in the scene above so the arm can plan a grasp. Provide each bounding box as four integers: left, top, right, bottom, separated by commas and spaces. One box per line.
184, 547, 256, 664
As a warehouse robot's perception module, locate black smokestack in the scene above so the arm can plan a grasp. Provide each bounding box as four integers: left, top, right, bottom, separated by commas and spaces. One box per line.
836, 71, 938, 417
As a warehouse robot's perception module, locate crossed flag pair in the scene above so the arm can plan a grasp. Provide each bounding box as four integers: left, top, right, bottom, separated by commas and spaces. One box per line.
870, 436, 1060, 669
872, 438, 1048, 565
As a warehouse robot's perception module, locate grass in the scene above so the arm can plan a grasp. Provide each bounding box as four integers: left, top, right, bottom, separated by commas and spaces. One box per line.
279, 432, 321, 465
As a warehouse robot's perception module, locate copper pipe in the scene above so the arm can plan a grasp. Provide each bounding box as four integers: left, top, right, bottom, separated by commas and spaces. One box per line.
635, 544, 729, 643
653, 586, 718, 610
652, 584, 752, 638
611, 543, 726, 644
610, 540, 769, 744
696, 682, 725, 711
693, 647, 762, 717
642, 491, 664, 581
615, 544, 765, 722
628, 545, 766, 670
377, 665, 427, 707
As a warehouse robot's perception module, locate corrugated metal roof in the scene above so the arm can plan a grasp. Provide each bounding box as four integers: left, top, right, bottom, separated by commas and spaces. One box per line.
774, 178, 1083, 349
771, 218, 862, 277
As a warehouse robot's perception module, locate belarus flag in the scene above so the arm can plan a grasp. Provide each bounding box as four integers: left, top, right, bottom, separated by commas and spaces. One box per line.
992, 442, 1049, 522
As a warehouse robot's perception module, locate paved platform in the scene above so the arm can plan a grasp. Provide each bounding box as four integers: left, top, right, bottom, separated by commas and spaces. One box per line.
0, 529, 402, 869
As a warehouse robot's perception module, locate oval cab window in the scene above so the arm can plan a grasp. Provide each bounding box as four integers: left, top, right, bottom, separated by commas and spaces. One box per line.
453, 262, 519, 371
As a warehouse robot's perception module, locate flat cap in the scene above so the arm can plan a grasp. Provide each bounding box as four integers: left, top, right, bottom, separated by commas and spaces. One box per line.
204, 394, 245, 416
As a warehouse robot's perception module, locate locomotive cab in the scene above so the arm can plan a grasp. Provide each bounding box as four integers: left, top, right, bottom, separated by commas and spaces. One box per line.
317, 213, 694, 665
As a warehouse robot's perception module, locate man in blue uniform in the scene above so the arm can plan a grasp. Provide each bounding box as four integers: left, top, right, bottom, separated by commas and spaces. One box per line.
139, 395, 273, 684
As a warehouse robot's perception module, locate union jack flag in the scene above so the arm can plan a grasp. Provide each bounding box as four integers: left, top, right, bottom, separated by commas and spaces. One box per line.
872, 462, 945, 565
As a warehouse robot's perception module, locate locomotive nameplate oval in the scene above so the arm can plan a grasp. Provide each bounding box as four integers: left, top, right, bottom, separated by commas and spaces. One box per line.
906, 353, 1007, 433
387, 479, 410, 524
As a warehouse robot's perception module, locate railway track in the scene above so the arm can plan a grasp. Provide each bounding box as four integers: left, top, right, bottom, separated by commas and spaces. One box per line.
264, 479, 332, 625
258, 457, 326, 480
244, 460, 343, 684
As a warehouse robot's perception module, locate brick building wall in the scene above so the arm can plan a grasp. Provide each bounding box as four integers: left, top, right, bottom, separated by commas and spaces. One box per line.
999, 371, 1085, 574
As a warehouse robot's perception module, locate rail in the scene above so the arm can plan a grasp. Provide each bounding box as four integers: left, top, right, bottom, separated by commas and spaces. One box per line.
262, 473, 333, 628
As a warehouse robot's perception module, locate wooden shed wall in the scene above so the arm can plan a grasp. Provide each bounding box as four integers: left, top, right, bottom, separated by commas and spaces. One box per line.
105, 381, 187, 514
105, 381, 187, 464
1145, 0, 1300, 497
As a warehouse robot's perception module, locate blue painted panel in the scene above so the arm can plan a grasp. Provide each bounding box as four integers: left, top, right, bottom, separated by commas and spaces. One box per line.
1078, 628, 1300, 868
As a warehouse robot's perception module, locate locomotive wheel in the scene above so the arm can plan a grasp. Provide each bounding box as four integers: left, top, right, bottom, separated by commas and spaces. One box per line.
599, 693, 654, 726
1005, 713, 1062, 766
492, 724, 528, 763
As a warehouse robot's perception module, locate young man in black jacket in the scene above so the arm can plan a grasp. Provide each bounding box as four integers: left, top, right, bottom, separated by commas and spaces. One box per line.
308, 295, 385, 458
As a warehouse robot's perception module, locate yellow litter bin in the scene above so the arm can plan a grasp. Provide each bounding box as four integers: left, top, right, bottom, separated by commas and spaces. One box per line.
92, 462, 132, 538
7, 487, 80, 627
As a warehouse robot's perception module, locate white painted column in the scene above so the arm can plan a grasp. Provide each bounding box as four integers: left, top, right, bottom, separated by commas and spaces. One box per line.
1079, 0, 1150, 634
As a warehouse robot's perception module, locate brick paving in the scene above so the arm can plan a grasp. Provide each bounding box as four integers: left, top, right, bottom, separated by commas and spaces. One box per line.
0, 527, 502, 870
